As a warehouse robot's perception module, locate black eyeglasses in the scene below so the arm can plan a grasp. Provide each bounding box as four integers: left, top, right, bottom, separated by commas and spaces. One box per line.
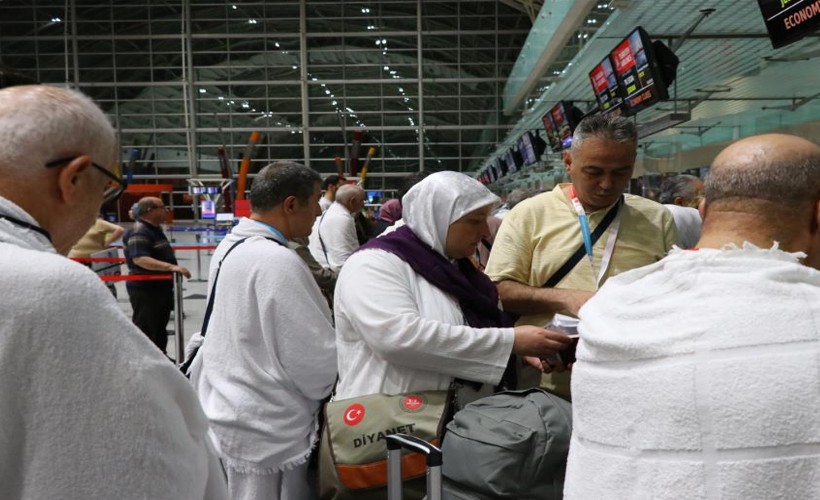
45, 156, 128, 203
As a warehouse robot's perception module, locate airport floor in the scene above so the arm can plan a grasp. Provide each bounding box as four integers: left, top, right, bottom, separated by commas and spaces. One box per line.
111, 227, 217, 363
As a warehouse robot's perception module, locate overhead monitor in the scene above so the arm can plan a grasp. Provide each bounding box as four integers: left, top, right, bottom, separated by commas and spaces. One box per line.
589, 54, 625, 115
530, 131, 548, 159
502, 151, 516, 175
757, 0, 820, 49
200, 200, 215, 219
518, 132, 538, 166
541, 112, 563, 152
610, 26, 678, 115
547, 101, 583, 151
366, 190, 384, 204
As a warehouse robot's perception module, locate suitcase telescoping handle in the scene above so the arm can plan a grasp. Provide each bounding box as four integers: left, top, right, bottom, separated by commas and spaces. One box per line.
386, 433, 442, 500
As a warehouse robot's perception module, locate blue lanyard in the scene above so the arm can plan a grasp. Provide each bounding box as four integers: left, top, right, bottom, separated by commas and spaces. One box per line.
249, 219, 288, 245
568, 186, 594, 264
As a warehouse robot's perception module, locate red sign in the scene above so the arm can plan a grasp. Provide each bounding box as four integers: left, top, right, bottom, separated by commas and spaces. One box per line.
612, 39, 635, 76
343, 403, 365, 426
402, 395, 425, 412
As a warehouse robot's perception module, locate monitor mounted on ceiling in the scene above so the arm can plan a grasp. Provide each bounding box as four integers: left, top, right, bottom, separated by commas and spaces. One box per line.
518, 132, 537, 166
589, 54, 625, 115
542, 101, 584, 152
609, 26, 679, 115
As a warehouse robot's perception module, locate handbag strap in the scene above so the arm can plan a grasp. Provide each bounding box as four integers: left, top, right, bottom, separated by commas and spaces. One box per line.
317, 209, 330, 265
200, 235, 285, 337
543, 195, 623, 288
180, 235, 282, 375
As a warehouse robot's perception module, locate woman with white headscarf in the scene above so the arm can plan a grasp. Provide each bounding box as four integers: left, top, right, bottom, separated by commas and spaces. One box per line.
332, 171, 571, 401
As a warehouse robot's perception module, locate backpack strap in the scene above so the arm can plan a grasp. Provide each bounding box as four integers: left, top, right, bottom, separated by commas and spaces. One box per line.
180, 235, 282, 375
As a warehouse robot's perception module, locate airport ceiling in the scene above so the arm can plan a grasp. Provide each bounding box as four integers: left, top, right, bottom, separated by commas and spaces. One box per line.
0, 1, 818, 178
492, 0, 820, 175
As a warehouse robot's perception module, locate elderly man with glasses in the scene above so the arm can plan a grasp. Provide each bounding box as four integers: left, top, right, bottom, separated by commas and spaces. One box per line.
123, 196, 191, 356
0, 85, 227, 499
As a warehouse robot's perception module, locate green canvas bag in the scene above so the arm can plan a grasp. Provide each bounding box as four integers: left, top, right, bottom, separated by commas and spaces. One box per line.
320, 389, 453, 497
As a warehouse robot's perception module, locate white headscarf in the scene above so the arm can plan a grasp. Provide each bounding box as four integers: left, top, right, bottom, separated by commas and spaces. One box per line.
402, 171, 500, 256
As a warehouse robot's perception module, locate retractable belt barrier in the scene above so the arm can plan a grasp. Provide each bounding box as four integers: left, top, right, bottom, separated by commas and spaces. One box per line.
71, 255, 186, 368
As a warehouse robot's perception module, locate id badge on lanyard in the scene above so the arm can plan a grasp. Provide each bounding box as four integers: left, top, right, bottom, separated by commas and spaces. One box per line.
568, 186, 621, 289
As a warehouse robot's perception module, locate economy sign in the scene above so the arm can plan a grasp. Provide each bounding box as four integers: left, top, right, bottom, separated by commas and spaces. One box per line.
757, 0, 820, 48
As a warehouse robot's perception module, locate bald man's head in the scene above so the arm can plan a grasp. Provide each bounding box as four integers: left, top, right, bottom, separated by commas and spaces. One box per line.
697, 134, 820, 261
706, 134, 820, 212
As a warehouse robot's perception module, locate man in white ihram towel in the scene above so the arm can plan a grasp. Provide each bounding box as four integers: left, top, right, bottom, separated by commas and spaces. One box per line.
0, 86, 227, 499
566, 133, 820, 499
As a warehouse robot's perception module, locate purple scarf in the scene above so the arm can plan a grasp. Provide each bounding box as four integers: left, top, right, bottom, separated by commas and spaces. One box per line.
360, 225, 512, 329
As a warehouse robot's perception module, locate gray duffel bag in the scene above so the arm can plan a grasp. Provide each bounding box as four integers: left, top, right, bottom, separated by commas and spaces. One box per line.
440, 388, 572, 499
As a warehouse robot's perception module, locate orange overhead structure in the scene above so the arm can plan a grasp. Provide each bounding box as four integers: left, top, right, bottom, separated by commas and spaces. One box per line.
235, 131, 261, 200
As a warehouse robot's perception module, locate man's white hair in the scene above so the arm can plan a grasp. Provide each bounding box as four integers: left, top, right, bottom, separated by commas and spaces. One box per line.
0, 85, 118, 180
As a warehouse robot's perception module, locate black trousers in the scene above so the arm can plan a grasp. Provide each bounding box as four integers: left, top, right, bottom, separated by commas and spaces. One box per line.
127, 286, 173, 353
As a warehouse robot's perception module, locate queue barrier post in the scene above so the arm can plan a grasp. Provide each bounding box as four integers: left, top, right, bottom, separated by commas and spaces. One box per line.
195, 233, 202, 279
174, 272, 185, 367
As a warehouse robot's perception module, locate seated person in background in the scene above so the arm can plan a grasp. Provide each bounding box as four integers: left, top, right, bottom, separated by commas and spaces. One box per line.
485, 113, 677, 398
308, 183, 365, 271
659, 174, 703, 249
566, 134, 820, 500
371, 197, 402, 236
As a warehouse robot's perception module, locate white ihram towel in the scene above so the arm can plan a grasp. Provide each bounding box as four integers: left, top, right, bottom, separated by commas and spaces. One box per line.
566, 244, 820, 500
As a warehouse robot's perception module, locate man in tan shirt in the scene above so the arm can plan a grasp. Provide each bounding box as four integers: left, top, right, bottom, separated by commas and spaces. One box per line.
485, 114, 677, 397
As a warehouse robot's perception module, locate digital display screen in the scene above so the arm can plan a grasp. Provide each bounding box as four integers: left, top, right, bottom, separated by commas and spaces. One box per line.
518, 132, 537, 165
502, 151, 515, 174
366, 190, 384, 204
190, 185, 221, 195
757, 0, 820, 49
550, 102, 574, 150
201, 200, 216, 219
541, 113, 563, 152
589, 55, 624, 114
610, 27, 667, 115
